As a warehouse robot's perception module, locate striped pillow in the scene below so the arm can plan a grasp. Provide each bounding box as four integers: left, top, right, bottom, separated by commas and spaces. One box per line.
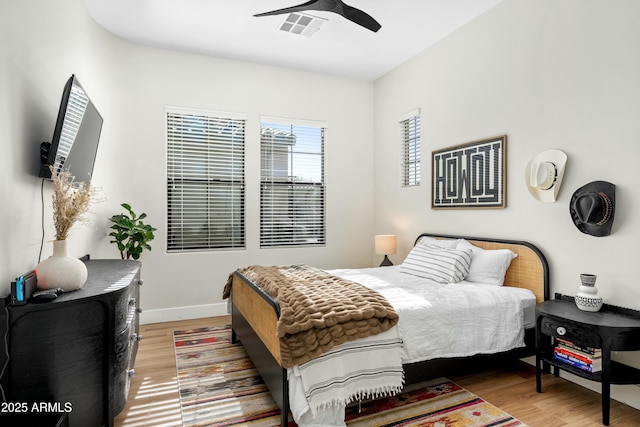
400, 244, 472, 283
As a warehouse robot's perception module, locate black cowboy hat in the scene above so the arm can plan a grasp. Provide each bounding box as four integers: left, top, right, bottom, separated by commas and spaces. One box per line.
570, 181, 615, 237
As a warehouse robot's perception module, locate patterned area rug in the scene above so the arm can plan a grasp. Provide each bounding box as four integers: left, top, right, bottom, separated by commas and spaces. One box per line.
174, 325, 527, 427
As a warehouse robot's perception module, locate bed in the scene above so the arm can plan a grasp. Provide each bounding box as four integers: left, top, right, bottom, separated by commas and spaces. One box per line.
225, 233, 549, 426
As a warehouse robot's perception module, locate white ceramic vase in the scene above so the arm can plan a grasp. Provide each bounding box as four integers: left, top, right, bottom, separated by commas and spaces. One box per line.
575, 273, 603, 312
36, 239, 88, 291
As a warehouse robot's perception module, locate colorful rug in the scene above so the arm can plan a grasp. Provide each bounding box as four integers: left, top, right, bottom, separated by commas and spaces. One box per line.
174, 325, 527, 427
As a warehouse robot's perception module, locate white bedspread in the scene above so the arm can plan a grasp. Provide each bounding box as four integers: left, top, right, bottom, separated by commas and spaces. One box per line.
288, 266, 535, 426
329, 266, 531, 364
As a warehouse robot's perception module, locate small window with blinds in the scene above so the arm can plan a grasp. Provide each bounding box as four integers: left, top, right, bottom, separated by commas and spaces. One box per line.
260, 119, 326, 248
400, 110, 421, 187
166, 109, 245, 252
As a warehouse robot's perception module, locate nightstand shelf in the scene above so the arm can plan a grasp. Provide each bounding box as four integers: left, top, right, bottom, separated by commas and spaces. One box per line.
537, 354, 640, 384
536, 294, 640, 426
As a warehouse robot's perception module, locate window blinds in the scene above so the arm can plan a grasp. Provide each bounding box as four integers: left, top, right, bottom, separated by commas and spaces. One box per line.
260, 120, 325, 247
400, 112, 421, 187
166, 110, 245, 252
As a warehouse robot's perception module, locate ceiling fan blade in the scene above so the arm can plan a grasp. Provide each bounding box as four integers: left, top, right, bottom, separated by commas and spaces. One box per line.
254, 0, 381, 32
253, 0, 328, 18
341, 3, 381, 32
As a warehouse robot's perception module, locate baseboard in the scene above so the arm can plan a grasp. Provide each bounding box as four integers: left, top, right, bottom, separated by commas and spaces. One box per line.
521, 355, 640, 411
140, 302, 228, 325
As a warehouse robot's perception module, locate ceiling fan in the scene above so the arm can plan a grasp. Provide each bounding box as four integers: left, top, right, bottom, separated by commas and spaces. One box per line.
254, 0, 382, 33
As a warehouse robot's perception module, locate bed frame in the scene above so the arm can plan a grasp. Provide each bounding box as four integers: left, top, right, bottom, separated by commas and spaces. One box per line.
229, 233, 549, 426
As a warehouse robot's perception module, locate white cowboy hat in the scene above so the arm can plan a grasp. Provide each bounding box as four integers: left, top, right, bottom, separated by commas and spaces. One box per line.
525, 149, 568, 203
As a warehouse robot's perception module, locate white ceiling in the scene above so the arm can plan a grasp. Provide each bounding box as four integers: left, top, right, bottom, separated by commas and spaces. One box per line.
84, 0, 503, 81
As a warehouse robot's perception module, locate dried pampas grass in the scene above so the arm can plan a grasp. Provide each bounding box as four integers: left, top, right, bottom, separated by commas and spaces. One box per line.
51, 167, 97, 240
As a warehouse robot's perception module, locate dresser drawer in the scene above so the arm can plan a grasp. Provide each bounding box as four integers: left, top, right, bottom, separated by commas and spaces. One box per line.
539, 316, 601, 348
114, 323, 136, 415
115, 273, 140, 333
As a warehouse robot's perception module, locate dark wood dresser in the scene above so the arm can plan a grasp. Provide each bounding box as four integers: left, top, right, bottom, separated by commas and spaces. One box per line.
2, 259, 142, 427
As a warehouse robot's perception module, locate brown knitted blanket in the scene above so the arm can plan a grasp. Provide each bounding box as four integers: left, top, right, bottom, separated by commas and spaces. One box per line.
223, 264, 399, 368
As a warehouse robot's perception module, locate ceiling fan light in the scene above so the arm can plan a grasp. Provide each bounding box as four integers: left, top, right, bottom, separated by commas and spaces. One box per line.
298, 15, 313, 26
301, 26, 320, 37
279, 12, 326, 37
285, 13, 300, 23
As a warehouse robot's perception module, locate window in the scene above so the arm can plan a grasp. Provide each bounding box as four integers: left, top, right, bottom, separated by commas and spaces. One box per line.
400, 110, 421, 187
260, 118, 326, 247
166, 109, 245, 252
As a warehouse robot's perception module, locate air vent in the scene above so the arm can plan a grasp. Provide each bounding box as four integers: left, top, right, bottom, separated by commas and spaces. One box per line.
279, 12, 326, 36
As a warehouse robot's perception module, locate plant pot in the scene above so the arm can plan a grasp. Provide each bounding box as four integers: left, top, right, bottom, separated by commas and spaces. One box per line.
36, 240, 88, 291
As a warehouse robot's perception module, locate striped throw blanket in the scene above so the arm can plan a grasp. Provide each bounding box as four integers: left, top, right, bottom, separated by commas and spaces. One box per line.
288, 326, 404, 422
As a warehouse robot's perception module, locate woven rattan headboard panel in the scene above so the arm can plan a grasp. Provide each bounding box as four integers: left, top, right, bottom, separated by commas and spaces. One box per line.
415, 233, 549, 303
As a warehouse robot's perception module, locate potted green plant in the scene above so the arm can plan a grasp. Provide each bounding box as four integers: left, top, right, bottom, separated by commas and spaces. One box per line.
108, 203, 157, 260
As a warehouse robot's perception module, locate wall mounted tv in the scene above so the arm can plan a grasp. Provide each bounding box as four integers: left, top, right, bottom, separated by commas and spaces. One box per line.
39, 74, 103, 185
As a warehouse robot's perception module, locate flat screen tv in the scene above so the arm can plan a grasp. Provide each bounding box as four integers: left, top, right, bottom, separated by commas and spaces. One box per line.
39, 74, 103, 185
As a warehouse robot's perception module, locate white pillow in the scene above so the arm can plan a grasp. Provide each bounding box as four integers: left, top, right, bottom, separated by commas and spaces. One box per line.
456, 239, 517, 286
400, 243, 472, 283
416, 236, 460, 249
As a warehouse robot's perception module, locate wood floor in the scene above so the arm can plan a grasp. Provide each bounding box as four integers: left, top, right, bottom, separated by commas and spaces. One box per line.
115, 316, 640, 427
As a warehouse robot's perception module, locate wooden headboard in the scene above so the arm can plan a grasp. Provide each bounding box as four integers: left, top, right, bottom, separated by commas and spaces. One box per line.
416, 233, 549, 303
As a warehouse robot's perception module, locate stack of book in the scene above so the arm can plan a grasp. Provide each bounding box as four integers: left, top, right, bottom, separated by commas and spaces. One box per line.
553, 338, 602, 373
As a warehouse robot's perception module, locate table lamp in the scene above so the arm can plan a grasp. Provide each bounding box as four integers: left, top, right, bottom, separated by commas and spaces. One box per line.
375, 235, 397, 267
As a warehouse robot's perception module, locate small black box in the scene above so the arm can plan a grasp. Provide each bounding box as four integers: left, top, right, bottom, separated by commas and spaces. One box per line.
10, 271, 37, 306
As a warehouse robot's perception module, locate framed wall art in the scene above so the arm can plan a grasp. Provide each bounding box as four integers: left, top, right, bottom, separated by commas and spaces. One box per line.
431, 135, 506, 209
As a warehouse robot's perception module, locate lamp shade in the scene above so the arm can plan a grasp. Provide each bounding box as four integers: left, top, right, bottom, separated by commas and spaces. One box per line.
375, 235, 397, 255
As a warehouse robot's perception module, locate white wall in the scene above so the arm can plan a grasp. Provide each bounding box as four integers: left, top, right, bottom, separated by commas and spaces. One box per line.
3, 0, 640, 412
373, 0, 640, 408
0, 0, 376, 321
